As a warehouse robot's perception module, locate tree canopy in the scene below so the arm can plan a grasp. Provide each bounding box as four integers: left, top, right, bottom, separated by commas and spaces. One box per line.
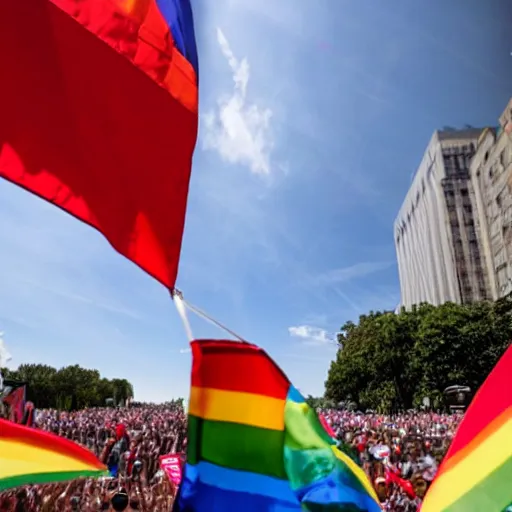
325, 296, 512, 412
1, 363, 134, 410
304, 395, 335, 410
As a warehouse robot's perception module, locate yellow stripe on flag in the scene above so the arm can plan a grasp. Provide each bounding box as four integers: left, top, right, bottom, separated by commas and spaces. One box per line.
189, 386, 285, 430
116, 0, 151, 18
332, 446, 381, 505
0, 440, 97, 480
421, 415, 512, 511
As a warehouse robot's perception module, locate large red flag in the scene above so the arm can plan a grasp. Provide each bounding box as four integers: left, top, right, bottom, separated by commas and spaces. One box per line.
0, 0, 198, 289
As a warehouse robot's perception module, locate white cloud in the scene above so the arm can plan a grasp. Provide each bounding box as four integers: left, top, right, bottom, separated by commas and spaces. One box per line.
202, 28, 273, 175
179, 348, 192, 354
0, 334, 12, 367
288, 325, 334, 346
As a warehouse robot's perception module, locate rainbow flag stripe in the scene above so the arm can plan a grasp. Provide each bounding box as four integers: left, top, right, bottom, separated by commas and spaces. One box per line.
421, 344, 512, 512
175, 340, 381, 511
0, 419, 107, 490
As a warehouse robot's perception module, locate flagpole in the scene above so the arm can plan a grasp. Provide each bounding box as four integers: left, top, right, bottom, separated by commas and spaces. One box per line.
172, 290, 194, 343
171, 289, 247, 343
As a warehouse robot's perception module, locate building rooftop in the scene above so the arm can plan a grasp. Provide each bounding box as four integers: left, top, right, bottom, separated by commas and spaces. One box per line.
437, 128, 484, 140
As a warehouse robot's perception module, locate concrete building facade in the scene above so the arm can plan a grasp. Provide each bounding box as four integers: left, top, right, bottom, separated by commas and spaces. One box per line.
394, 129, 492, 309
470, 99, 512, 299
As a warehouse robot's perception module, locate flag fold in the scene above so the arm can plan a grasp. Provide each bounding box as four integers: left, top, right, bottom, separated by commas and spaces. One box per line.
0, 418, 107, 490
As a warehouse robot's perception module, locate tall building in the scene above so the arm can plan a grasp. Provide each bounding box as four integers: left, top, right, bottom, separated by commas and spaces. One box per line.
470, 99, 512, 299
394, 128, 492, 309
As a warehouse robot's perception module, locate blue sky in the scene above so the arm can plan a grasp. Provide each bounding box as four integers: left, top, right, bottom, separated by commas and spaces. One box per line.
1, 0, 511, 401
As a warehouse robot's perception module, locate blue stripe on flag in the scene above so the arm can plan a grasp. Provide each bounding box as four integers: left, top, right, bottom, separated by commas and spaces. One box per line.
297, 471, 382, 512
287, 386, 305, 404
183, 461, 299, 504
156, 0, 199, 77
175, 472, 301, 511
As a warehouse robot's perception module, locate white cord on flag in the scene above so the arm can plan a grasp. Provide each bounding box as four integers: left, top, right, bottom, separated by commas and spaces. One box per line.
172, 289, 246, 343
173, 291, 194, 343
182, 298, 247, 343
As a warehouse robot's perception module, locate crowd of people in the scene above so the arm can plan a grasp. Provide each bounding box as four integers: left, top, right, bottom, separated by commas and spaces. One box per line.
322, 410, 463, 511
0, 404, 463, 511
0, 403, 187, 511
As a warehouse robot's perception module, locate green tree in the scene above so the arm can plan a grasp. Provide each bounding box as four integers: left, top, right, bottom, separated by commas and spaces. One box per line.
110, 378, 134, 405
325, 297, 512, 412
97, 378, 115, 405
305, 396, 334, 409
15, 364, 58, 408
1, 363, 135, 411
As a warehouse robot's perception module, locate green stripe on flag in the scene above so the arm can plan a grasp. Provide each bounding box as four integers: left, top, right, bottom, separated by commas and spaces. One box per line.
284, 400, 334, 450
0, 470, 107, 492
284, 445, 367, 494
443, 457, 512, 512
188, 415, 287, 479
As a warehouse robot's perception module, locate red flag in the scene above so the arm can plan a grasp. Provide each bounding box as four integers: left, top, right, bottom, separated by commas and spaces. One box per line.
385, 466, 416, 500
3, 386, 26, 424
0, 0, 198, 289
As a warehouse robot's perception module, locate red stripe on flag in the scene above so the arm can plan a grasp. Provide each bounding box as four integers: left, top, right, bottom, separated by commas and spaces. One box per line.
191, 340, 290, 399
0, 419, 105, 469
0, 0, 198, 289
319, 414, 336, 438
441, 344, 512, 465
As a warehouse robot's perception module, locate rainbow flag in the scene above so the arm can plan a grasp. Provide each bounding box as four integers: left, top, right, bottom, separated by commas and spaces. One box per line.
421, 344, 512, 512
0, 419, 107, 490
174, 340, 381, 511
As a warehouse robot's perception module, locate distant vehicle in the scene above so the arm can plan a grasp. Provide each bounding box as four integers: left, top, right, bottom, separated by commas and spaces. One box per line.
443, 385, 472, 411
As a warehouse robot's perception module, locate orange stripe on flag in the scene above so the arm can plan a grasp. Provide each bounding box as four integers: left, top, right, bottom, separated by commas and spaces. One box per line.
440, 405, 512, 475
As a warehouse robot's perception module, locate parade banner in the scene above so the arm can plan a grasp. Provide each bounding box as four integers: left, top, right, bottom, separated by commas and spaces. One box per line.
159, 454, 182, 486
